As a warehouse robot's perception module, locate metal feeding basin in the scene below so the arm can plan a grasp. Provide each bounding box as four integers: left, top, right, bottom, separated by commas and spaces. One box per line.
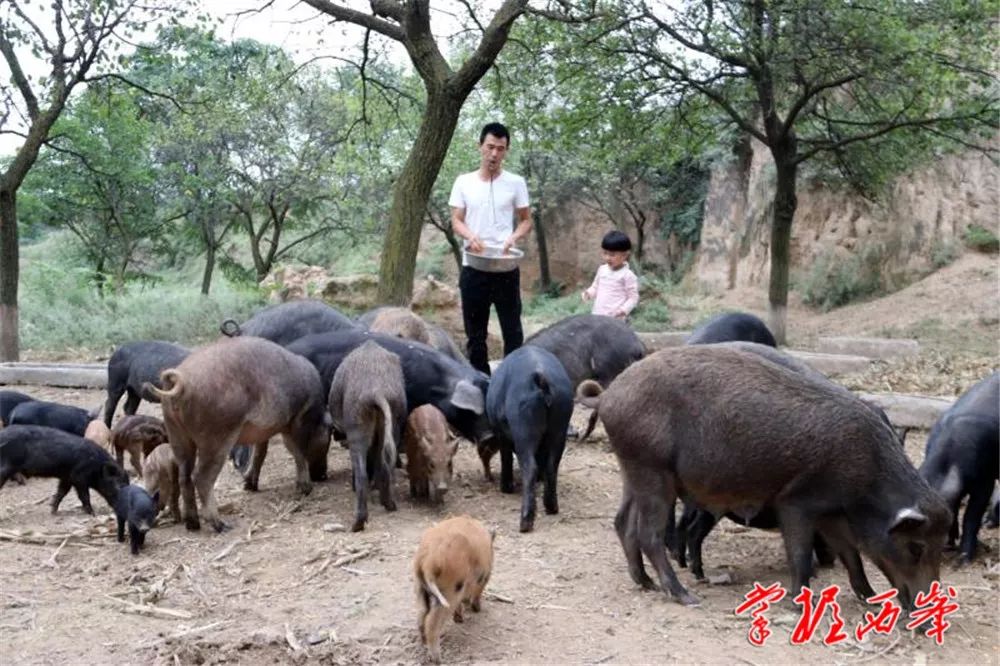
465, 244, 525, 273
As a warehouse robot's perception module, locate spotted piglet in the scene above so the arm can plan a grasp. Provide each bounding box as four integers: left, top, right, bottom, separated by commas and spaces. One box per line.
414, 516, 494, 663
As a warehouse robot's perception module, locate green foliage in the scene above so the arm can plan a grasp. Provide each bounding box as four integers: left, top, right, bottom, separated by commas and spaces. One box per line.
930, 238, 961, 268
630, 300, 672, 332
19, 235, 264, 352
415, 241, 452, 280
962, 224, 1000, 253
658, 159, 711, 247
522, 291, 589, 323
798, 246, 884, 311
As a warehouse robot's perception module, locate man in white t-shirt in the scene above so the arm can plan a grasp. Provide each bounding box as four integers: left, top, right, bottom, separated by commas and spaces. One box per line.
448, 122, 532, 375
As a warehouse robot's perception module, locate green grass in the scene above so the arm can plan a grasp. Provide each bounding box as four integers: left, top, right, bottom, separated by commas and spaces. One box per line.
963, 224, 999, 253
20, 236, 265, 354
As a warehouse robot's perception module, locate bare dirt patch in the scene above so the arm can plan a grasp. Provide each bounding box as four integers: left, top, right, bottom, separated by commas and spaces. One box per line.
1, 386, 997, 665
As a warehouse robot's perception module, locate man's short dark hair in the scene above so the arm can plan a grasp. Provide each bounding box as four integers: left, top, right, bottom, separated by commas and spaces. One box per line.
480, 122, 510, 146
602, 230, 632, 252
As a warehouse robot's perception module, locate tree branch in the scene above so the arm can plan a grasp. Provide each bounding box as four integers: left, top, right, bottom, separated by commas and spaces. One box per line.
301, 0, 405, 41
0, 25, 40, 120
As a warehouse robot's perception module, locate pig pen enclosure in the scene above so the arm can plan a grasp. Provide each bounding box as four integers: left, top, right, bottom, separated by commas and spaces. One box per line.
0, 383, 997, 665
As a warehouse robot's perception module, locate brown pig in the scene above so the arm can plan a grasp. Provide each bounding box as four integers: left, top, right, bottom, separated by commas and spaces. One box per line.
363, 307, 433, 345
142, 443, 180, 523
404, 405, 459, 504
146, 336, 332, 532
83, 419, 112, 450
414, 516, 494, 663
110, 415, 168, 477
328, 340, 406, 532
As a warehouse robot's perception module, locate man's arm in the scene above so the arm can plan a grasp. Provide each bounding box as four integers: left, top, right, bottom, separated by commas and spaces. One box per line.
502, 206, 532, 254
451, 206, 484, 254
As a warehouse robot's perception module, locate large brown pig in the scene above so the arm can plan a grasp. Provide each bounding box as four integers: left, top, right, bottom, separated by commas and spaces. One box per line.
328, 340, 407, 532
414, 516, 494, 663
110, 415, 168, 477
404, 405, 459, 504
147, 337, 331, 532
579, 345, 951, 609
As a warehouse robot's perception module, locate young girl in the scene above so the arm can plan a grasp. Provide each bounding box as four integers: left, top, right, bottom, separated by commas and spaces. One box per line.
581, 230, 639, 319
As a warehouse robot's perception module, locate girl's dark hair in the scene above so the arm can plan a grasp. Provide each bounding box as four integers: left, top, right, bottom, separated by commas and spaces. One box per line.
480, 122, 510, 146
601, 230, 632, 252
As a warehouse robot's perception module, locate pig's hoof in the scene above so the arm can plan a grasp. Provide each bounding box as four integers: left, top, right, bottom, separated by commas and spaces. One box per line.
211, 519, 231, 533
500, 483, 514, 494
351, 519, 366, 532
519, 519, 534, 533
243, 479, 258, 492
453, 610, 464, 623
675, 591, 701, 607
471, 598, 481, 612
544, 502, 558, 515
82, 506, 95, 516
384, 500, 397, 512
297, 481, 313, 496
185, 517, 201, 531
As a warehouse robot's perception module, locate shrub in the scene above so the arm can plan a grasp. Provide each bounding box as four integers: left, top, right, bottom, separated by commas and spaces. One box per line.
20, 257, 265, 353
930, 238, 960, 269
798, 246, 883, 311
630, 300, 672, 331
962, 224, 999, 253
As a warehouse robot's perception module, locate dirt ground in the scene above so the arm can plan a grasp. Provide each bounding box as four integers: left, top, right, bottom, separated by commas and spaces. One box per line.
1, 251, 998, 665
1, 389, 998, 665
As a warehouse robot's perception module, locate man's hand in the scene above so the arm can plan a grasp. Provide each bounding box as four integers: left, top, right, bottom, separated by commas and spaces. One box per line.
581, 291, 592, 302
613, 310, 627, 319
501, 235, 517, 255
467, 235, 485, 254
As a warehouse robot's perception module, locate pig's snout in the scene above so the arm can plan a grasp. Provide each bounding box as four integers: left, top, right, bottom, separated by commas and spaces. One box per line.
431, 482, 449, 503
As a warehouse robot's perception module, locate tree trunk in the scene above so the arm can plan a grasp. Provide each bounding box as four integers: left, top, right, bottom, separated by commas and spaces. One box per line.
0, 188, 18, 361
443, 225, 463, 276
201, 242, 216, 296
377, 91, 463, 305
95, 256, 107, 298
767, 156, 798, 346
635, 221, 646, 267
533, 205, 552, 292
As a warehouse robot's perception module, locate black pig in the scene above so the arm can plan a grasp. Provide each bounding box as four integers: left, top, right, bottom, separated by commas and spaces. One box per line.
485, 346, 573, 533
920, 372, 999, 563
0, 425, 128, 514
116, 484, 160, 555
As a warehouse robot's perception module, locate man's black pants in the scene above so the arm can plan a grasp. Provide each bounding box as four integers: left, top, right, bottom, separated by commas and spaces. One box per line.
459, 266, 523, 375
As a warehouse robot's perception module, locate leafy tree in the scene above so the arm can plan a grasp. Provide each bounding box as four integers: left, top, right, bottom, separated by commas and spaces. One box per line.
19, 82, 171, 293
602, 0, 997, 342
132, 27, 362, 290
1, 0, 194, 360
300, 0, 594, 304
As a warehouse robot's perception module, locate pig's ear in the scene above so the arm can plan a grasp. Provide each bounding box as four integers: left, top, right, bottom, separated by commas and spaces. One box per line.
450, 380, 484, 415
889, 507, 928, 535
449, 437, 461, 455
